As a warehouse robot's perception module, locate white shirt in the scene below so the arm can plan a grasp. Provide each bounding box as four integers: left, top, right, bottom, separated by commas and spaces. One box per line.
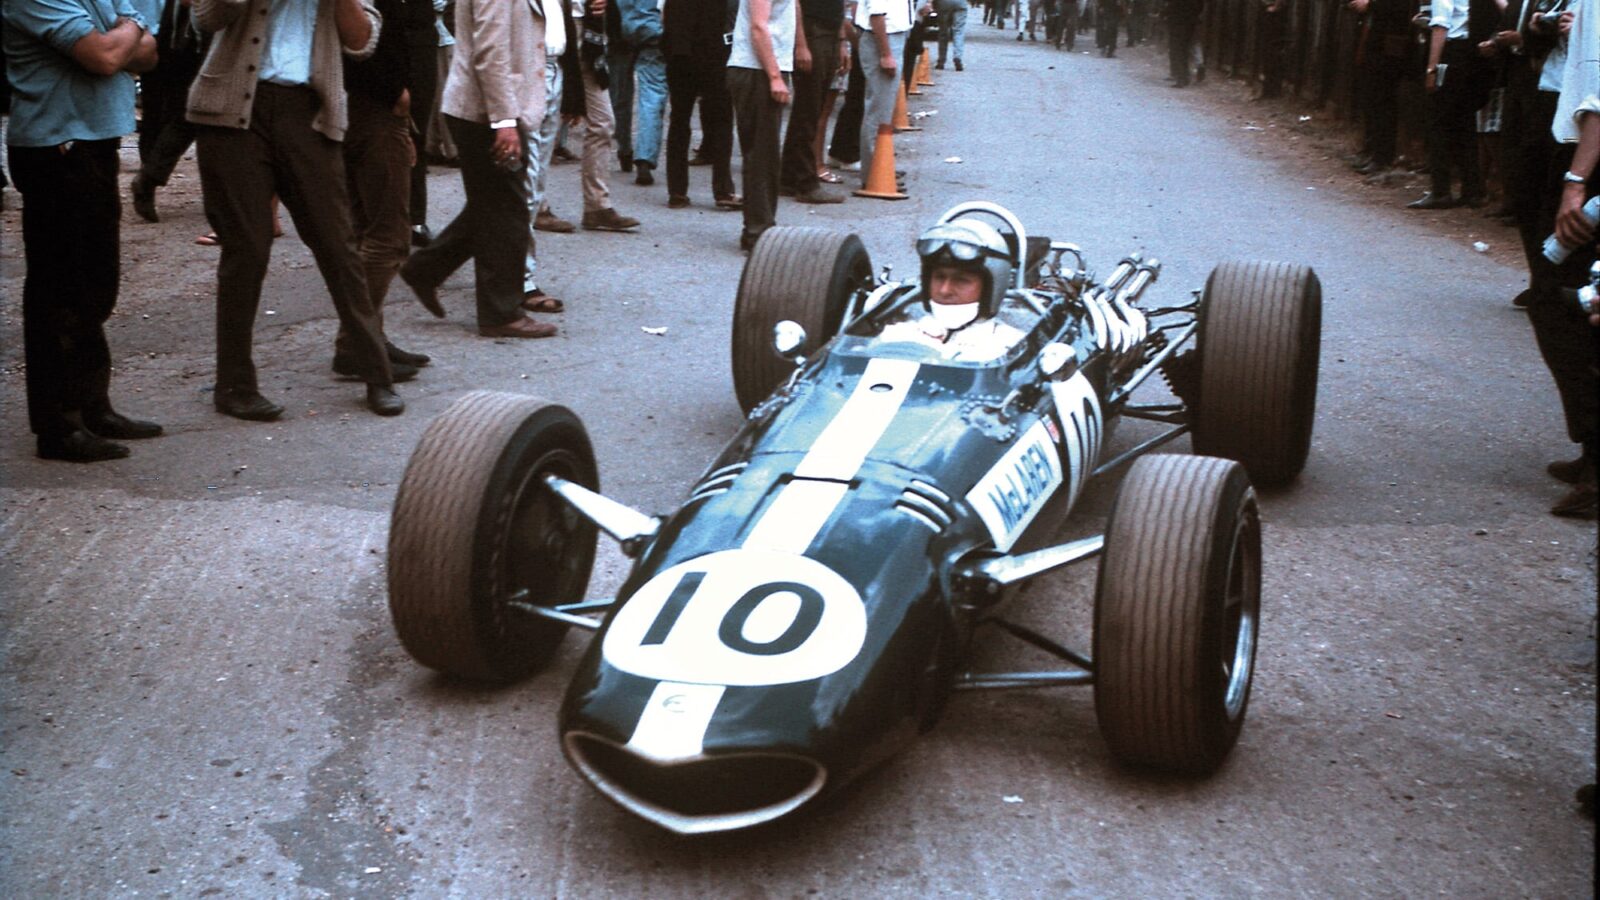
546, 0, 567, 57
1428, 0, 1469, 39
877, 317, 1025, 362
729, 0, 797, 72
854, 0, 914, 34
1553, 0, 1600, 142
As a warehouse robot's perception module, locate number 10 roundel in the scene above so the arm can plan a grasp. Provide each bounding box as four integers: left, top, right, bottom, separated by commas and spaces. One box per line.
602, 549, 869, 687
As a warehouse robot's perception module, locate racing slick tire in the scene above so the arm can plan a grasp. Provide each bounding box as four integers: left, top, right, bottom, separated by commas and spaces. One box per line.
1190, 260, 1321, 489
733, 227, 873, 413
388, 391, 599, 682
1092, 454, 1261, 775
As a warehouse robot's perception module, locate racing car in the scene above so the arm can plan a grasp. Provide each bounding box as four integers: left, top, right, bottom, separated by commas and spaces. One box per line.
385, 202, 1322, 835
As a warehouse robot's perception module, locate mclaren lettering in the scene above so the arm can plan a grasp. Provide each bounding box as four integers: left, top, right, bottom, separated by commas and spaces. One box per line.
965, 422, 1065, 551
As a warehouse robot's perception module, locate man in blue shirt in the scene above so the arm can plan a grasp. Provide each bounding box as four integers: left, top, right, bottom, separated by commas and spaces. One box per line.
2, 0, 164, 462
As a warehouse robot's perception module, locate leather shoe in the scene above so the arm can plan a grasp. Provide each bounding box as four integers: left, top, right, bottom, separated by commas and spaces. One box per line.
410, 224, 433, 248
215, 389, 285, 422
387, 341, 430, 367
634, 162, 654, 185
333, 356, 417, 382
1551, 480, 1598, 518
37, 429, 130, 462
1407, 192, 1457, 210
398, 261, 446, 318
83, 408, 163, 440
478, 316, 558, 338
1548, 456, 1592, 484
794, 185, 846, 204
1512, 288, 1533, 310
582, 207, 641, 231
535, 209, 577, 233
130, 175, 159, 223
668, 194, 691, 209
366, 384, 405, 416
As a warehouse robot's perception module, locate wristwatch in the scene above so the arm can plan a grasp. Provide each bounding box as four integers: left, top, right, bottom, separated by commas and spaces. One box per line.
1564, 170, 1588, 185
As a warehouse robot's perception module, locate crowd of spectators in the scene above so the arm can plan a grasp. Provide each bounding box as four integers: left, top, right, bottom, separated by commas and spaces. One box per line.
1, 0, 1595, 517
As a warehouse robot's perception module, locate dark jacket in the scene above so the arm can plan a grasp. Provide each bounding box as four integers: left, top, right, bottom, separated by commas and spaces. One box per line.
345, 0, 432, 107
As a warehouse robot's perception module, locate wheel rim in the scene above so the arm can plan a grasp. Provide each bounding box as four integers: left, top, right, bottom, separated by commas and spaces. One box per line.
492, 447, 590, 635
1219, 506, 1260, 720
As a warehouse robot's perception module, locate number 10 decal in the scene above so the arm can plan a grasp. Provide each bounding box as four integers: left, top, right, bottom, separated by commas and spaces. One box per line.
603, 549, 869, 687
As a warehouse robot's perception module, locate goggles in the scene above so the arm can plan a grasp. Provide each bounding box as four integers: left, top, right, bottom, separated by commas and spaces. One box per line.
916, 228, 1008, 264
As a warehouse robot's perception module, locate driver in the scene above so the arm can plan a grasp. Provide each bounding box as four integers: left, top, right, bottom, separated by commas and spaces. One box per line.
878, 218, 1027, 361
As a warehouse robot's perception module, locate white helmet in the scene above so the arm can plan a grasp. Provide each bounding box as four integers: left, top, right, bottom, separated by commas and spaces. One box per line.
916, 217, 1014, 315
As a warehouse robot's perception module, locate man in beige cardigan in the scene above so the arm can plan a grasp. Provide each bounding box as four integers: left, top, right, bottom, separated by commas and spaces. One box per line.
398, 0, 556, 338
187, 0, 406, 418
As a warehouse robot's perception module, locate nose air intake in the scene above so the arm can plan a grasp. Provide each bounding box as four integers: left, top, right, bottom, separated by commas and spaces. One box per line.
563, 733, 828, 834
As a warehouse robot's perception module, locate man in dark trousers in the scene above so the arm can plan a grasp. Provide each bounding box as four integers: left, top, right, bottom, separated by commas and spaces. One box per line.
1347, 0, 1417, 173
339, 0, 434, 377
1407, 0, 1495, 208
727, 0, 808, 250
780, 0, 848, 203
4, 0, 164, 461
188, 0, 405, 417
398, 0, 556, 337
663, 0, 740, 208
1164, 0, 1201, 83
129, 0, 206, 222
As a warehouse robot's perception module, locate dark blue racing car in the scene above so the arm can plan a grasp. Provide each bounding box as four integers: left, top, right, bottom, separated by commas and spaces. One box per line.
385, 202, 1323, 834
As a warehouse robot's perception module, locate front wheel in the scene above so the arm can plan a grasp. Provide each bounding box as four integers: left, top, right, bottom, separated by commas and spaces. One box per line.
732, 227, 872, 413
387, 391, 599, 682
1190, 260, 1321, 488
1093, 454, 1261, 775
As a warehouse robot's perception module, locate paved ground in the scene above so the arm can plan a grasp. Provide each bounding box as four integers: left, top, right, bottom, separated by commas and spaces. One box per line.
1, 27, 1594, 898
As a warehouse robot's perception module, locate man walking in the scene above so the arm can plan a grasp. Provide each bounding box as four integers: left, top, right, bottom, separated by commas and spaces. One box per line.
188, 0, 405, 417
4, 0, 164, 461
399, 0, 556, 338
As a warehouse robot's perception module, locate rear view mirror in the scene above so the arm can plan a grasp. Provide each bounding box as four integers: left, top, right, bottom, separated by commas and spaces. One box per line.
773, 320, 808, 360
1039, 342, 1073, 377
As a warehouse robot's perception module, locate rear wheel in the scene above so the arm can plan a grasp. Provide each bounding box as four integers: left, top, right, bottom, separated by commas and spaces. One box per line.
1190, 260, 1321, 488
732, 227, 872, 413
1093, 454, 1260, 774
388, 391, 599, 681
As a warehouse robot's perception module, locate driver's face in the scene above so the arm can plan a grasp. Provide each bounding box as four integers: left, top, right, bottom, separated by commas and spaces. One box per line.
929, 266, 983, 306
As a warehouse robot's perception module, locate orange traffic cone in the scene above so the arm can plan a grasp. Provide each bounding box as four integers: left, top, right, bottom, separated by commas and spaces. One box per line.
892, 80, 920, 132
908, 54, 924, 96
853, 124, 908, 200
916, 53, 935, 87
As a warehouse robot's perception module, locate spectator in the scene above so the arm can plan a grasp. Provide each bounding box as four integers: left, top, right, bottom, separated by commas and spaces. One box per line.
612, 0, 668, 184
339, 0, 435, 379
567, 0, 641, 231
4, 0, 163, 461
187, 0, 405, 418
1408, 0, 1496, 208
827, 41, 865, 171
399, 0, 557, 338
1097, 0, 1123, 56
406, 0, 445, 246
663, 0, 739, 209
1529, 0, 1596, 517
519, 0, 583, 312
1256, 0, 1287, 99
1497, 0, 1568, 307
1124, 0, 1145, 45
424, 0, 458, 165
727, 0, 808, 250
855, 0, 913, 190
1347, 0, 1417, 174
780, 0, 848, 203
934, 0, 967, 68
129, 0, 205, 223
1165, 0, 1202, 83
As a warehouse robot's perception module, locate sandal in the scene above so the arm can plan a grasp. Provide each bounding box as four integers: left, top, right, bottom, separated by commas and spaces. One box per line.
195, 232, 219, 246
714, 194, 744, 210
817, 169, 843, 184
521, 290, 565, 314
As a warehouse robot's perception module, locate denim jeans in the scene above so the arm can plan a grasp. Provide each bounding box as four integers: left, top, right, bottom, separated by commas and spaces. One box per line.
631, 45, 668, 167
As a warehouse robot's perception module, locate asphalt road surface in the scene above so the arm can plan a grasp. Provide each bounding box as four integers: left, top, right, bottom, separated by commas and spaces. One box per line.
1, 28, 1594, 898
